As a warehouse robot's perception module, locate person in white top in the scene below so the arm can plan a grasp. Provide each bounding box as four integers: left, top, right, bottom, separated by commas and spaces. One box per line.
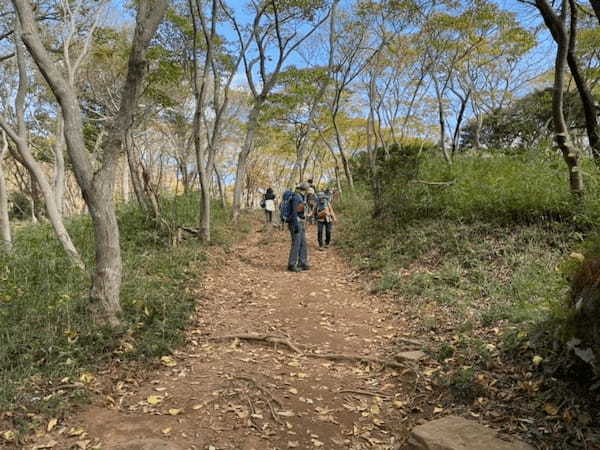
262, 187, 276, 224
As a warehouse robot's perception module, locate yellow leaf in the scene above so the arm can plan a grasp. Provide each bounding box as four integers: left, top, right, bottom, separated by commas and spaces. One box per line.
161, 427, 172, 435
288, 441, 299, 448
160, 356, 176, 367
288, 388, 298, 394
1, 430, 16, 441
79, 372, 94, 384
147, 395, 163, 405
192, 404, 203, 410
544, 403, 559, 416
370, 405, 380, 415
569, 252, 585, 262
393, 400, 407, 409
168, 409, 182, 416
47, 418, 58, 432
532, 355, 543, 366
433, 407, 444, 414
68, 427, 85, 437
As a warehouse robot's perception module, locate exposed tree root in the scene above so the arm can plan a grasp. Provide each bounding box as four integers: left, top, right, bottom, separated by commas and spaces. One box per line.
208, 334, 412, 370
208, 334, 304, 354
337, 389, 392, 399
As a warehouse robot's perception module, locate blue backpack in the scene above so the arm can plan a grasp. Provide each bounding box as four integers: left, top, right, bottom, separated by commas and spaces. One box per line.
280, 190, 295, 223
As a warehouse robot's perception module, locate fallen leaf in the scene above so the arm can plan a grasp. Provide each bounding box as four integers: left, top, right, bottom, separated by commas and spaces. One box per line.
288, 388, 298, 394
544, 403, 559, 416
532, 355, 543, 366
162, 427, 172, 435
1, 431, 15, 441
32, 441, 58, 449
288, 441, 299, 448
68, 427, 85, 437
160, 356, 177, 367
192, 404, 203, 410
79, 372, 94, 384
168, 409, 183, 416
47, 418, 58, 432
147, 395, 163, 405
433, 407, 444, 414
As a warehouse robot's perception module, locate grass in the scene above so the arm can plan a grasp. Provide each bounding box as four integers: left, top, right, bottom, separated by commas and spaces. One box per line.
339, 153, 598, 329
337, 152, 600, 447
0, 194, 249, 436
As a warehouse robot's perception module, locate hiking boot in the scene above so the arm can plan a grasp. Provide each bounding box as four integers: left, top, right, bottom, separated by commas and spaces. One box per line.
300, 265, 310, 271
287, 265, 301, 272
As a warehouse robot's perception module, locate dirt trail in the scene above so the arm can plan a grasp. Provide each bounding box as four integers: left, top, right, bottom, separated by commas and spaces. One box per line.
33, 223, 423, 450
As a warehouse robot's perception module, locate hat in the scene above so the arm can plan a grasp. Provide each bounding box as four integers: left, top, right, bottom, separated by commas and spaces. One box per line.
296, 182, 310, 191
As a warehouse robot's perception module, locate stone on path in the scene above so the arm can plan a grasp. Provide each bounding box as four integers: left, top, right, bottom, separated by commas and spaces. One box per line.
407, 416, 534, 450
396, 350, 427, 361
112, 439, 182, 450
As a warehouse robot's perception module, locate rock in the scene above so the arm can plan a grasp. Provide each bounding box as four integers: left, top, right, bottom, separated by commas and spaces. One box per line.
112, 439, 183, 450
407, 416, 534, 450
396, 350, 427, 361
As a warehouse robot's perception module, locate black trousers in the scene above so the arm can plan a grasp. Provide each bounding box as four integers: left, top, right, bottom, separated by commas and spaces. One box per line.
317, 221, 333, 247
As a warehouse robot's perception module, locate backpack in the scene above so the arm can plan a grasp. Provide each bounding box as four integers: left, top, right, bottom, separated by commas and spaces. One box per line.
317, 193, 330, 212
316, 193, 330, 219
280, 190, 294, 222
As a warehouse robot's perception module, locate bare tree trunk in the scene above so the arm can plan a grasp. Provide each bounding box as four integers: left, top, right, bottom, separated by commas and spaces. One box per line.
546, 0, 583, 196
232, 104, 261, 222
0, 23, 83, 268
12, 0, 168, 325
432, 77, 451, 164
214, 163, 226, 208
126, 134, 148, 210
589, 0, 600, 24
331, 117, 354, 190
0, 131, 11, 251
121, 155, 130, 203
53, 117, 66, 215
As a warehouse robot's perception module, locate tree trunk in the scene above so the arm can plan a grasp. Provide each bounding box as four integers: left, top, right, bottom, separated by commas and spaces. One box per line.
232, 104, 261, 222
331, 117, 354, 190
121, 155, 130, 203
0, 132, 11, 251
53, 117, 66, 216
589, 0, 600, 24
547, 0, 583, 196
537, 0, 600, 164
214, 163, 226, 208
12, 0, 168, 326
0, 22, 83, 268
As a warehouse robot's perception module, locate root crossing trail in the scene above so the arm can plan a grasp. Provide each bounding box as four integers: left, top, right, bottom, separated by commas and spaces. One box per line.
36, 223, 422, 450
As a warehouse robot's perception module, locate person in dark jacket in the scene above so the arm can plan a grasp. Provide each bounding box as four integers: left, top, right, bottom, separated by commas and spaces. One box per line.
286, 182, 310, 272
262, 187, 276, 224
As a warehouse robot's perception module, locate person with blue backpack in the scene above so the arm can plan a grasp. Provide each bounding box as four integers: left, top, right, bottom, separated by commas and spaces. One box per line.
314, 189, 336, 250
282, 182, 310, 272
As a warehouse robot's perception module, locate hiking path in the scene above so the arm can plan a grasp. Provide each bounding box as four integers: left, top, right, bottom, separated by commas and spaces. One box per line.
30, 222, 426, 450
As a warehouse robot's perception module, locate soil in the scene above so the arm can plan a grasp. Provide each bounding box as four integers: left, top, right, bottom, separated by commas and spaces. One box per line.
25, 222, 428, 450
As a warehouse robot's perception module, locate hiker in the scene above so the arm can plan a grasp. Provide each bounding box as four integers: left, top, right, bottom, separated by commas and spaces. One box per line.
305, 179, 317, 225
284, 182, 310, 272
261, 187, 276, 224
314, 189, 336, 249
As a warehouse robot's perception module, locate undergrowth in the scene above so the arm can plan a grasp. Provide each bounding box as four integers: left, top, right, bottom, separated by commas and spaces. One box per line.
0, 194, 249, 435
337, 152, 600, 447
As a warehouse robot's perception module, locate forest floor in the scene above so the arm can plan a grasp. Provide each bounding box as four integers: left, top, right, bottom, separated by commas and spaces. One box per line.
22, 220, 441, 450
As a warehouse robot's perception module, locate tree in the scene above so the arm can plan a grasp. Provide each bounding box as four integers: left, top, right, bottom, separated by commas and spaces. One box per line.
11, 0, 169, 325
0, 130, 10, 251
526, 0, 600, 163
223, 0, 331, 222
